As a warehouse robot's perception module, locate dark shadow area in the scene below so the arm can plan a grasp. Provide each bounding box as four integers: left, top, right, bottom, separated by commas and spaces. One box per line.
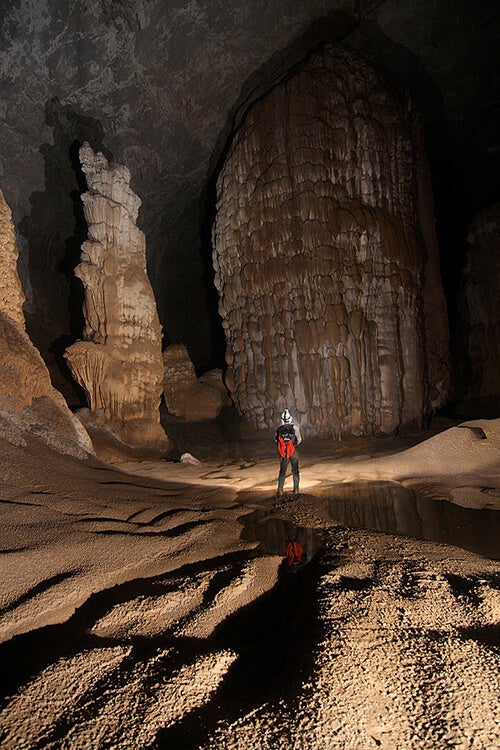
18, 97, 112, 402
0, 541, 324, 749
156, 557, 323, 749
458, 624, 500, 649
239, 509, 325, 564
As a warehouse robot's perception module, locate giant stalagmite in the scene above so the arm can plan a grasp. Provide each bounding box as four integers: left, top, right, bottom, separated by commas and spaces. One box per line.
65, 144, 168, 450
0, 187, 93, 457
213, 46, 449, 438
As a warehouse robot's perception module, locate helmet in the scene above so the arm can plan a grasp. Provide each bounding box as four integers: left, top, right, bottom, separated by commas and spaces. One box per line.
281, 408, 292, 423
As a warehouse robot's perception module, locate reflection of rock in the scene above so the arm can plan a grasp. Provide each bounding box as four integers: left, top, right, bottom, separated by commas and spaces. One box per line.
320, 479, 499, 559
213, 46, 449, 438
458, 203, 500, 413
241, 510, 324, 562
0, 188, 93, 457
65, 144, 168, 451
162, 343, 228, 421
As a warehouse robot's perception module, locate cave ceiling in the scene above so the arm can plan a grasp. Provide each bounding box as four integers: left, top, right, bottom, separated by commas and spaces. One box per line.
0, 0, 498, 370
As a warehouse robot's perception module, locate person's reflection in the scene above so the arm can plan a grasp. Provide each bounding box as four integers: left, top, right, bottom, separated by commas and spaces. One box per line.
282, 538, 307, 573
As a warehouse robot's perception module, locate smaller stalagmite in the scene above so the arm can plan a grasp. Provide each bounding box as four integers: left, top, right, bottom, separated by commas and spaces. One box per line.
65, 144, 168, 450
162, 344, 228, 421
0, 188, 93, 457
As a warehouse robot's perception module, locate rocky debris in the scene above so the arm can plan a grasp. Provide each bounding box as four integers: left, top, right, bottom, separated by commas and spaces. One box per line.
162, 343, 229, 421
65, 143, 168, 452
273, 492, 333, 529
0, 419, 498, 749
0, 189, 93, 457
180, 451, 202, 465
213, 45, 449, 438
0, 641, 237, 750
206, 527, 500, 749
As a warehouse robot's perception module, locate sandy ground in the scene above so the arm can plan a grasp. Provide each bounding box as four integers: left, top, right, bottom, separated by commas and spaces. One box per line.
0, 413, 499, 748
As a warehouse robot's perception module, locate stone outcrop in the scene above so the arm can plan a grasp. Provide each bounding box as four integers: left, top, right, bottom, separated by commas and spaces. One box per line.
65, 144, 168, 450
0, 187, 26, 329
212, 46, 449, 438
0, 188, 93, 457
0, 3, 494, 374
458, 203, 500, 413
162, 344, 228, 421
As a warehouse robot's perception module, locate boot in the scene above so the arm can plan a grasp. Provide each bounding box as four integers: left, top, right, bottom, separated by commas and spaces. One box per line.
276, 487, 283, 499
293, 482, 299, 497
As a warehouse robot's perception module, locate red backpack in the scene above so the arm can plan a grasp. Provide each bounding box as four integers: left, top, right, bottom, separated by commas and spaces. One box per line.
276, 423, 296, 458
285, 540, 305, 568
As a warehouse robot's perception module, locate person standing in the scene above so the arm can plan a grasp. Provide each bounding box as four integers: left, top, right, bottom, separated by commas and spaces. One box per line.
275, 408, 302, 498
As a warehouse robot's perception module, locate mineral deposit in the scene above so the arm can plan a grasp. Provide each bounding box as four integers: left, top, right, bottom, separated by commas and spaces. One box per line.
213, 46, 449, 437
65, 144, 168, 450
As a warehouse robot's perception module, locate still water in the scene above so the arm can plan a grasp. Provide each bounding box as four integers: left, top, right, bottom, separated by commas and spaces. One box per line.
320, 480, 500, 559
242, 480, 500, 561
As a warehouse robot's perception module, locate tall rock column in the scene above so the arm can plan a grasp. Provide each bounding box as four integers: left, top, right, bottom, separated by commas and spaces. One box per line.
212, 46, 449, 438
65, 143, 168, 451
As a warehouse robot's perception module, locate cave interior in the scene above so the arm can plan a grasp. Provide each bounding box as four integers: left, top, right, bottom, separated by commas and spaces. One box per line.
0, 0, 499, 433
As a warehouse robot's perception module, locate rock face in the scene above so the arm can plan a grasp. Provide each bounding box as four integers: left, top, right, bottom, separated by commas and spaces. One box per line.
458, 203, 500, 413
0, 2, 495, 375
65, 144, 168, 450
162, 344, 228, 421
0, 188, 93, 457
213, 46, 449, 437
0, 187, 25, 329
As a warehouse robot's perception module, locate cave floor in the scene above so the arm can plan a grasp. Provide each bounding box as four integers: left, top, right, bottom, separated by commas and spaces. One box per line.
0, 414, 499, 749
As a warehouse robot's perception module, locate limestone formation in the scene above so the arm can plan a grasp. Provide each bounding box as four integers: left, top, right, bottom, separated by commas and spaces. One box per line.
65, 144, 168, 450
459, 203, 500, 411
162, 344, 228, 421
212, 46, 450, 438
0, 187, 25, 329
0, 188, 93, 457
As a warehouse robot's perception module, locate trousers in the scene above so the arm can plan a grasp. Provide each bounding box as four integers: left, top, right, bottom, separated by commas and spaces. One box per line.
277, 454, 300, 491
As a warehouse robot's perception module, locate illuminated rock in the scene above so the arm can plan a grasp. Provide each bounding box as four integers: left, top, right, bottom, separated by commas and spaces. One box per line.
65, 144, 168, 450
162, 344, 228, 421
213, 46, 449, 437
0, 188, 93, 456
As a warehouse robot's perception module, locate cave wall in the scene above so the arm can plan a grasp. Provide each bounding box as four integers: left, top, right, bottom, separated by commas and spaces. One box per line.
0, 187, 93, 457
0, 0, 497, 408
455, 203, 500, 416
0, 0, 340, 371
213, 46, 449, 437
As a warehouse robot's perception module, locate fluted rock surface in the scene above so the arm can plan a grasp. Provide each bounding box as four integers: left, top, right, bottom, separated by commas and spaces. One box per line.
0, 188, 93, 457
0, 188, 25, 329
213, 46, 449, 437
65, 144, 168, 450
459, 203, 500, 411
163, 344, 228, 421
